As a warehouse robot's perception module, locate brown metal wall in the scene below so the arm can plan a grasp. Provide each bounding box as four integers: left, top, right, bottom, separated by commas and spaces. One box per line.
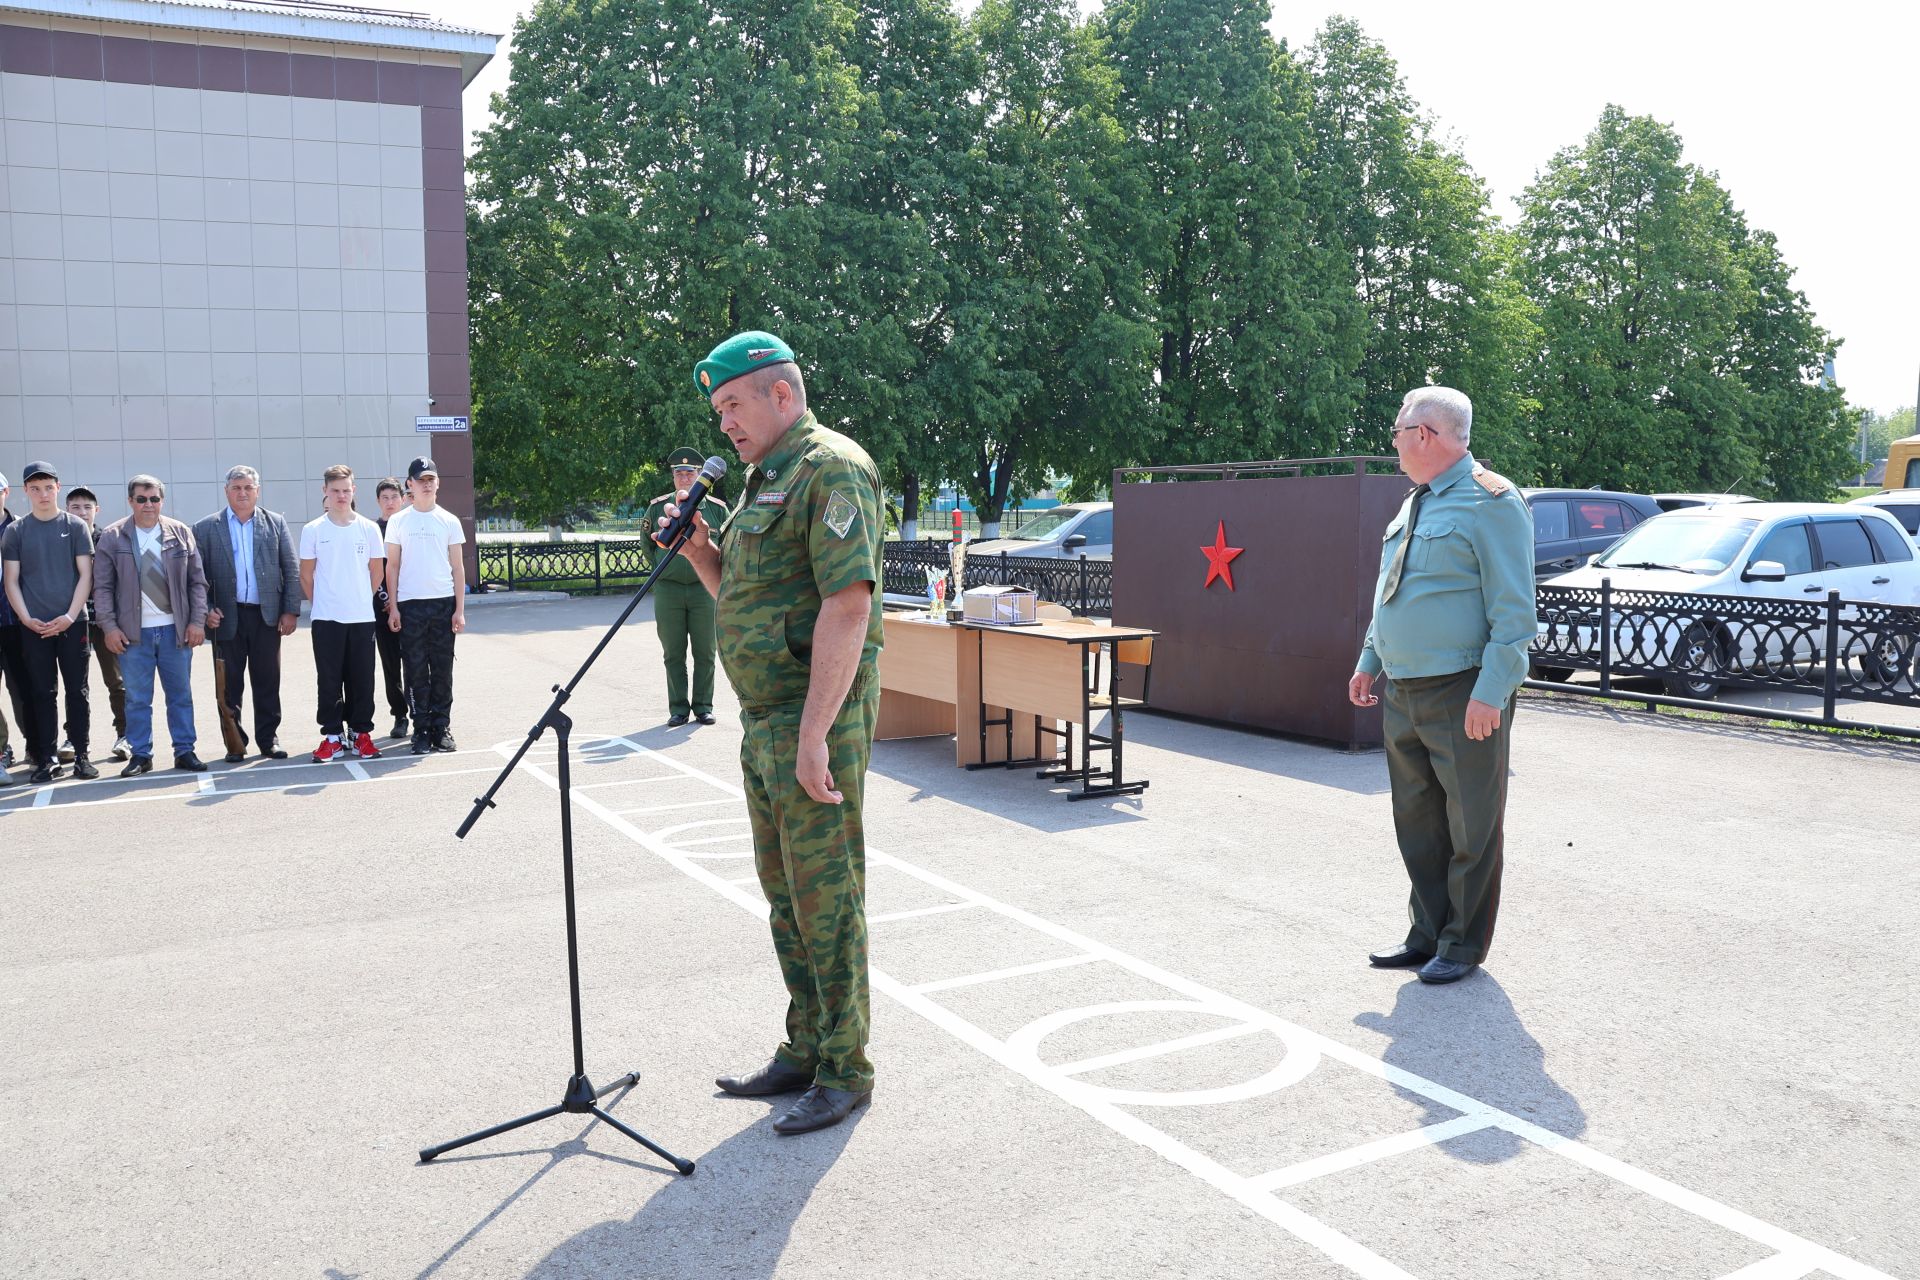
1112, 470, 1411, 748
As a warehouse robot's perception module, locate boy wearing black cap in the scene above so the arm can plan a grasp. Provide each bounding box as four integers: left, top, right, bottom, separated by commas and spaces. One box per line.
0, 462, 97, 783
383, 457, 465, 753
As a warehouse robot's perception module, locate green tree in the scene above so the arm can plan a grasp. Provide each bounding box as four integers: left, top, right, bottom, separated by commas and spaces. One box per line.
1303, 18, 1534, 474
467, 0, 866, 524
1104, 0, 1364, 468
1517, 106, 1852, 498
944, 0, 1154, 532
1863, 406, 1917, 469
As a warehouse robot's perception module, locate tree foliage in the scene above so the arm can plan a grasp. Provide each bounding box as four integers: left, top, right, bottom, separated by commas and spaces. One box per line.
467, 6, 1861, 520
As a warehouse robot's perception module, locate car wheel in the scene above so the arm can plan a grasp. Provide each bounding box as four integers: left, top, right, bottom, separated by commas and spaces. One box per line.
1662, 622, 1724, 700
1862, 631, 1912, 687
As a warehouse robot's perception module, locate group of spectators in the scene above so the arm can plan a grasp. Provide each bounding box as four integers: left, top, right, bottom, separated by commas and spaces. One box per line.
0, 456, 466, 789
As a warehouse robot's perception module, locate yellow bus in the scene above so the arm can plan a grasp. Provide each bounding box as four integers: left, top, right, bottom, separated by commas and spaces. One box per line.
1885, 435, 1920, 490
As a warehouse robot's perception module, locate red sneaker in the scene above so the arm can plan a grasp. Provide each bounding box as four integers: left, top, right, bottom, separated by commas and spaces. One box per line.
353, 732, 381, 760
312, 737, 344, 763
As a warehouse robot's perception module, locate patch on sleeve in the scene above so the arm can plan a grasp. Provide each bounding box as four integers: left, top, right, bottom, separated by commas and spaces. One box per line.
822, 489, 858, 539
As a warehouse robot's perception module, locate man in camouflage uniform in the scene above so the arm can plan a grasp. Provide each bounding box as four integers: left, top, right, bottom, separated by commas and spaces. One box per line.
663, 330, 884, 1135
643, 447, 730, 726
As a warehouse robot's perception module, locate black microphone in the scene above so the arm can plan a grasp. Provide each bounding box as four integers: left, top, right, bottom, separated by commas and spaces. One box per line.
652, 456, 728, 548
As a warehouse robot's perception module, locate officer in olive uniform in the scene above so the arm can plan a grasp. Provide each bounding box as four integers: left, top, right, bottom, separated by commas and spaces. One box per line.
644, 448, 730, 726
663, 330, 885, 1135
1348, 386, 1536, 985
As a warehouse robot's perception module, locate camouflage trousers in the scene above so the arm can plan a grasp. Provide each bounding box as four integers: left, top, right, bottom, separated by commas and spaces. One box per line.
741, 672, 880, 1093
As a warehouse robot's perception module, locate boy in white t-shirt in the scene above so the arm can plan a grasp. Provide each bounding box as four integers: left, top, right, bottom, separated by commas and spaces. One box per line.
383, 456, 466, 755
299, 465, 386, 762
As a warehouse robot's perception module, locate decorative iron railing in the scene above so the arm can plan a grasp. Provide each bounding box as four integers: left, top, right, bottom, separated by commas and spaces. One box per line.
1529, 581, 1920, 732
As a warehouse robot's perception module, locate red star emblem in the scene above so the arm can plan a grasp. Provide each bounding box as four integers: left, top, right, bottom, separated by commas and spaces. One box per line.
1201, 520, 1244, 590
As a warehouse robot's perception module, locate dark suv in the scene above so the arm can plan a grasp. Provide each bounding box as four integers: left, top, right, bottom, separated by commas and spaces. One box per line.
1521, 489, 1663, 582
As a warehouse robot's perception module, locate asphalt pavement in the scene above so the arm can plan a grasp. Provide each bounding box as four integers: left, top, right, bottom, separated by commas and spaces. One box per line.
1, 595, 1912, 1280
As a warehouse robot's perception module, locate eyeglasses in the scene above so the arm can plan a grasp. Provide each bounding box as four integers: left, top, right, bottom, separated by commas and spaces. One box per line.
1390, 423, 1429, 438
131, 495, 164, 504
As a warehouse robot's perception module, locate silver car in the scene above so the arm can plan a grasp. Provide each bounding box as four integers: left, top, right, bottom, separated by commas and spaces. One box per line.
967, 502, 1114, 560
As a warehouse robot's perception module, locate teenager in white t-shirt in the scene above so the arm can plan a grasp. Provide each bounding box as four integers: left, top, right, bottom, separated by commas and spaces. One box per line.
383, 456, 466, 755
298, 465, 385, 762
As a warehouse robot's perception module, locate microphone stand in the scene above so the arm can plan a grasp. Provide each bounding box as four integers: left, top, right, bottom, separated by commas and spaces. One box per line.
417, 523, 703, 1174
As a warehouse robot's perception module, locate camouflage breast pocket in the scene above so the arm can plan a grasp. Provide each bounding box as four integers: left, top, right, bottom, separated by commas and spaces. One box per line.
729, 498, 810, 584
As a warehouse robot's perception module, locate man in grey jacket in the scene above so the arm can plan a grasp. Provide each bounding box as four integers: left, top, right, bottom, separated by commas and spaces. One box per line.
93, 475, 210, 777
194, 466, 302, 761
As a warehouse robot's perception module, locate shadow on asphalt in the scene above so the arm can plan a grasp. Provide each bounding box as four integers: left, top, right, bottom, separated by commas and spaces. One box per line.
521, 1095, 861, 1280
1352, 972, 1586, 1162
868, 733, 1150, 832
1523, 689, 1920, 761
409, 1081, 687, 1280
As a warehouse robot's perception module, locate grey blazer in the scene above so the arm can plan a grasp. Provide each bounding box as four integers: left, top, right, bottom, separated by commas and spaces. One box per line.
192, 506, 302, 635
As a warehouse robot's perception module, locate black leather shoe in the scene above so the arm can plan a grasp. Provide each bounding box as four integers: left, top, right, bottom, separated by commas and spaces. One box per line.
667, 713, 689, 727
174, 752, 209, 773
715, 1059, 814, 1097
71, 755, 99, 781
1417, 956, 1477, 985
261, 741, 288, 760
224, 748, 247, 764
121, 756, 153, 777
772, 1086, 871, 1135
1368, 944, 1433, 969
696, 712, 716, 725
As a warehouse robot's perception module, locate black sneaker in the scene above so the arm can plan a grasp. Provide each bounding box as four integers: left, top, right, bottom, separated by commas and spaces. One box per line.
0, 745, 16, 768
410, 732, 431, 755
392, 716, 411, 740
121, 755, 154, 777
71, 755, 100, 781
29, 762, 56, 785
431, 731, 457, 753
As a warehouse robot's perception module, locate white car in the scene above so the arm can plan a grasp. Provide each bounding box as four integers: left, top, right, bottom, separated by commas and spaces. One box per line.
1536, 503, 1920, 697
1846, 489, 1920, 543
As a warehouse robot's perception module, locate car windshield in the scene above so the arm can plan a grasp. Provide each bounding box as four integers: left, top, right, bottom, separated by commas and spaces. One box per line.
1594, 516, 1760, 573
1005, 508, 1085, 541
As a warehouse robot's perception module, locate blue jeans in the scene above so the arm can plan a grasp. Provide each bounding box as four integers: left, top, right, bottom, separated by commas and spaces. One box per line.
120, 625, 196, 758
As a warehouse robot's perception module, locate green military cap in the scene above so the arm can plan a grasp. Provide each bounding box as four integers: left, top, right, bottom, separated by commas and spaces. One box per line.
694, 330, 796, 395
665, 447, 704, 470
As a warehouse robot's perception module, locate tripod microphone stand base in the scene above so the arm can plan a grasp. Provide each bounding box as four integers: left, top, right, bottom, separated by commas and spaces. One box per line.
418, 1070, 696, 1174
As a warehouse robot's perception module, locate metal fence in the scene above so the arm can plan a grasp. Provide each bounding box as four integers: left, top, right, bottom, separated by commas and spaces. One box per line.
882, 542, 1113, 615
1529, 581, 1920, 735
478, 536, 1114, 615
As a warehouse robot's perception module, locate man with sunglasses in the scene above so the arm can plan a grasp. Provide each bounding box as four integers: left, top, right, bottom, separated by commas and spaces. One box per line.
91, 475, 211, 777
1348, 388, 1535, 986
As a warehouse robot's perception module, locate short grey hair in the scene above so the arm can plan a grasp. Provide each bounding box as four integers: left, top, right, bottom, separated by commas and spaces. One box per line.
751, 360, 806, 410
225, 465, 260, 486
127, 474, 165, 498
1399, 386, 1473, 445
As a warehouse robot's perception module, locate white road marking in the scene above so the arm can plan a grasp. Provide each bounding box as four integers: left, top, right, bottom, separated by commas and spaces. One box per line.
344, 762, 371, 782
1718, 1254, 1822, 1280
868, 902, 973, 924
1249, 1115, 1498, 1192
605, 797, 738, 817
1053, 1020, 1266, 1077
0, 764, 503, 812
32, 785, 53, 808
511, 733, 1898, 1280
911, 953, 1101, 994
573, 774, 683, 791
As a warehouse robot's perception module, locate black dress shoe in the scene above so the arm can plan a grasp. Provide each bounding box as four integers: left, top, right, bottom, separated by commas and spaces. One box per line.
696, 712, 717, 725
1417, 956, 1477, 985
715, 1059, 814, 1097
121, 756, 154, 777
260, 741, 288, 760
174, 752, 209, 773
667, 713, 689, 727
1368, 944, 1433, 969
224, 748, 247, 764
71, 755, 100, 781
772, 1086, 871, 1135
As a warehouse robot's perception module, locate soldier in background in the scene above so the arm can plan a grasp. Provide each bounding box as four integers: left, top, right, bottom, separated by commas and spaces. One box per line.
643, 447, 729, 726
665, 331, 885, 1135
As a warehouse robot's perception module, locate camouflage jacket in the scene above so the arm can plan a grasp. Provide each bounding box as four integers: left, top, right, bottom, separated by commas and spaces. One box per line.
717, 411, 884, 712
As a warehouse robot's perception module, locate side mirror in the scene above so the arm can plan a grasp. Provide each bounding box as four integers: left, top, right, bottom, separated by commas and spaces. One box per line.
1062, 534, 1088, 552
1743, 560, 1787, 583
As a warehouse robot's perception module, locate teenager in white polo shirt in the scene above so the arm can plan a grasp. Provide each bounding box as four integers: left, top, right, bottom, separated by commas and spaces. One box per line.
299, 465, 385, 762
383, 456, 466, 755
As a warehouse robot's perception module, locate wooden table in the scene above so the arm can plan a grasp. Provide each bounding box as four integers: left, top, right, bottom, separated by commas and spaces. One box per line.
877, 611, 1158, 798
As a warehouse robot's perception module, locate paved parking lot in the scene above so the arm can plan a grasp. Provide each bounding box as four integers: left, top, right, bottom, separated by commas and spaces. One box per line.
2, 595, 1913, 1279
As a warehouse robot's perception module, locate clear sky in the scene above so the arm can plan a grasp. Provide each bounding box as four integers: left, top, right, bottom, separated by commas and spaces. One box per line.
437, 0, 1919, 416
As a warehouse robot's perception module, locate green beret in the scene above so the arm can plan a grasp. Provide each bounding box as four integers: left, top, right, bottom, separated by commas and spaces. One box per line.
695, 330, 796, 396
666, 447, 703, 469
